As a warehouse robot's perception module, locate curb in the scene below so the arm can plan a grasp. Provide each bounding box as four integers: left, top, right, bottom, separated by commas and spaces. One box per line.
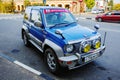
79, 17, 95, 21
0, 52, 54, 80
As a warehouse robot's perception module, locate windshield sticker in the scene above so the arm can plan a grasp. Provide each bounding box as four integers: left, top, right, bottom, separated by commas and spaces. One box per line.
44, 9, 69, 14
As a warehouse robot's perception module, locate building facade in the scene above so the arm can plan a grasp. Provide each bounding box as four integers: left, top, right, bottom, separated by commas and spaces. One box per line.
3, 0, 85, 14
46, 0, 82, 13
94, 0, 108, 10
2, 0, 109, 13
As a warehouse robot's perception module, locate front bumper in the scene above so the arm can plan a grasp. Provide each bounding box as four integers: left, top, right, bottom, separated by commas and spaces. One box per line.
58, 46, 106, 70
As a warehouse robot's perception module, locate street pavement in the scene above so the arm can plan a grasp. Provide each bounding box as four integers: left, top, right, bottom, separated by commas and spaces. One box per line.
0, 14, 120, 80
0, 14, 23, 20
0, 14, 54, 80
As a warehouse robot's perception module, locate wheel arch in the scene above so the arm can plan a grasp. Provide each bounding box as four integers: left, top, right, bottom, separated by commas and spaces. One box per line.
21, 25, 29, 39
43, 39, 64, 58
97, 17, 103, 22
43, 44, 58, 58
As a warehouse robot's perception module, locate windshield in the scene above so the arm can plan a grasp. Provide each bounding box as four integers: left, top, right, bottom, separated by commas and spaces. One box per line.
44, 9, 76, 28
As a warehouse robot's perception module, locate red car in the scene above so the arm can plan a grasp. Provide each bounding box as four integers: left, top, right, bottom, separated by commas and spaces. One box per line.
95, 11, 120, 22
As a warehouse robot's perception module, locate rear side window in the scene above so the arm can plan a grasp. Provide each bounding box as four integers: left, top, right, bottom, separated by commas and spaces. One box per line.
24, 8, 31, 20
30, 10, 41, 23
114, 12, 120, 15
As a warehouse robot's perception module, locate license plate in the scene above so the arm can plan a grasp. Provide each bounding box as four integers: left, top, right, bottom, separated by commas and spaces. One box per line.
84, 53, 99, 63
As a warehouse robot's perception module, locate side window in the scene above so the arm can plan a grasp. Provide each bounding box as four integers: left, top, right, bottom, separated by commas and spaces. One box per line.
114, 12, 120, 15
31, 10, 41, 23
108, 12, 112, 15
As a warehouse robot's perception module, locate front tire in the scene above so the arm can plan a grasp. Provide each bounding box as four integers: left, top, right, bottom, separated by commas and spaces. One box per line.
97, 18, 102, 22
44, 48, 61, 74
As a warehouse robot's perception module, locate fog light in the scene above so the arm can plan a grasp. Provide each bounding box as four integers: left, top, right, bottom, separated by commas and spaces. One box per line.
83, 44, 91, 53
95, 41, 101, 49
92, 40, 101, 49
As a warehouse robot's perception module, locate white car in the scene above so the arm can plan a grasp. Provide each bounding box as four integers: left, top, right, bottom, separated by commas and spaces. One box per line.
91, 9, 104, 14
91, 9, 99, 14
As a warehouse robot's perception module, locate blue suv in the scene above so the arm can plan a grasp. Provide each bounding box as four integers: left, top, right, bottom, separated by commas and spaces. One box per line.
22, 6, 106, 73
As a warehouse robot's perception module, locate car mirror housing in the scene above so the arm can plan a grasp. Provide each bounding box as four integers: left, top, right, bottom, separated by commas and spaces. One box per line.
34, 21, 42, 28
94, 24, 100, 29
76, 18, 79, 22
94, 24, 100, 32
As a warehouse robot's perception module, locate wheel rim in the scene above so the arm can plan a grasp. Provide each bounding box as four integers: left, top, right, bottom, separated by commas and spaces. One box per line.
47, 52, 56, 70
98, 18, 102, 22
23, 33, 27, 45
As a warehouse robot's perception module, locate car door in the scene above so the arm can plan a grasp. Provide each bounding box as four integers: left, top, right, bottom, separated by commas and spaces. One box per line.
29, 9, 45, 47
103, 12, 113, 21
113, 12, 120, 22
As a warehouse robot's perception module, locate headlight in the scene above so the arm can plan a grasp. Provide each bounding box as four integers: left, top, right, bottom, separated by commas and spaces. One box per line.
65, 44, 74, 53
92, 38, 101, 49
80, 41, 91, 53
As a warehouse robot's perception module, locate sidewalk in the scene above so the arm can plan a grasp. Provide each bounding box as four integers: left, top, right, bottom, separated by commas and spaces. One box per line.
0, 52, 54, 80
0, 56, 45, 80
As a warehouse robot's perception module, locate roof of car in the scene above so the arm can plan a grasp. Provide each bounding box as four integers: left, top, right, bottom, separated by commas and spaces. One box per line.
26, 6, 65, 10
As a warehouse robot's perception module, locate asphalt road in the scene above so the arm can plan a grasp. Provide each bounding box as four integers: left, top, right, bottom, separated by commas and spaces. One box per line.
0, 14, 120, 80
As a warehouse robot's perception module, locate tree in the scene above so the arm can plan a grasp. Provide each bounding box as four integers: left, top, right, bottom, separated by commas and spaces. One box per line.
113, 4, 120, 10
2, 2, 11, 13
0, 0, 3, 13
10, 0, 16, 13
108, 0, 113, 10
24, 0, 31, 8
0, 0, 15, 13
84, 0, 95, 9
32, 3, 44, 6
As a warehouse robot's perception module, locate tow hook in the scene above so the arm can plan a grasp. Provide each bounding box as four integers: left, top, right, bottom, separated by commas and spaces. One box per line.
75, 53, 81, 62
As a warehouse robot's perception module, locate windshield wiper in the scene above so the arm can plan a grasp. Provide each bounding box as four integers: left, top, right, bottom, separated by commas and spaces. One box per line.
50, 23, 68, 29
65, 22, 76, 26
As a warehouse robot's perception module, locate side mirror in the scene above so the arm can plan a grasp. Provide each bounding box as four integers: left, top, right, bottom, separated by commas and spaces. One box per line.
76, 18, 79, 22
34, 21, 42, 28
55, 29, 63, 35
94, 24, 100, 30
94, 24, 100, 32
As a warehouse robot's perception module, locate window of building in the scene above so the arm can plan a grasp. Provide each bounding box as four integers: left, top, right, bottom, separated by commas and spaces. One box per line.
18, 5, 20, 11
51, 4, 55, 6
58, 4, 62, 7
65, 4, 70, 9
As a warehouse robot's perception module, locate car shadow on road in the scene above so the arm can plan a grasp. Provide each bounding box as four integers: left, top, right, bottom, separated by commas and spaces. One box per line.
27, 44, 108, 80
54, 61, 108, 80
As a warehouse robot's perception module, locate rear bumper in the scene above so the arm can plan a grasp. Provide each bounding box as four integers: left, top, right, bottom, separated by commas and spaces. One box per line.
58, 46, 106, 70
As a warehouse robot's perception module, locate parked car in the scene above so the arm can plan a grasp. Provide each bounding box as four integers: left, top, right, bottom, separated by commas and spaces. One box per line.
91, 9, 104, 14
96, 11, 120, 22
22, 6, 106, 74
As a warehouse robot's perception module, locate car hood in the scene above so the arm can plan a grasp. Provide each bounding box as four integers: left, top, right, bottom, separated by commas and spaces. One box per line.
48, 24, 98, 43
